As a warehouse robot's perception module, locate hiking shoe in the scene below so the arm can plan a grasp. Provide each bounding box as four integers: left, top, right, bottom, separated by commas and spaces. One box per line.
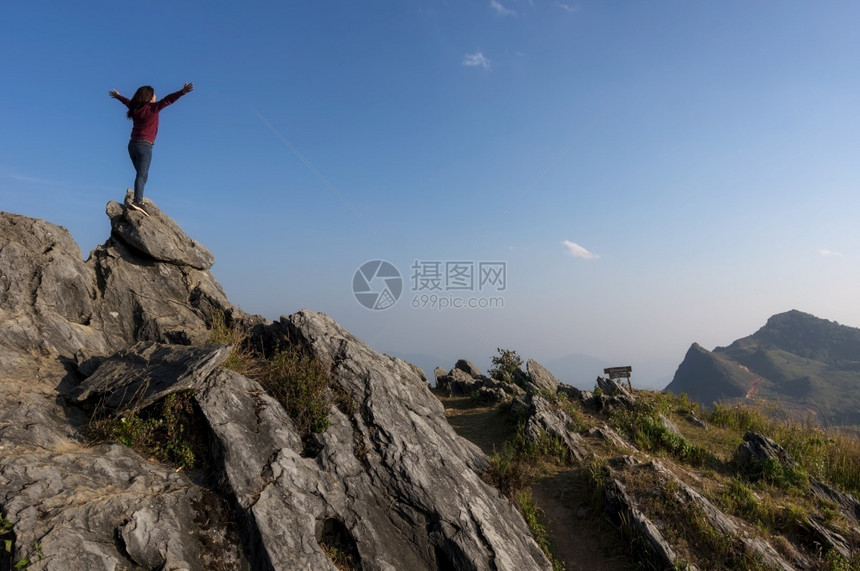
128, 201, 150, 217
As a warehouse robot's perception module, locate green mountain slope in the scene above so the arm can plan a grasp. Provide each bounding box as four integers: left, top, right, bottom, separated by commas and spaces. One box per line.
666, 310, 860, 425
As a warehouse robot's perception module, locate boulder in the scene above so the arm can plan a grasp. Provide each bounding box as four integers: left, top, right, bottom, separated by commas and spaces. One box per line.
687, 411, 707, 429
89, 229, 230, 348
475, 386, 507, 403
526, 359, 560, 395
735, 431, 800, 476
70, 341, 231, 410
0, 207, 233, 377
0, 381, 244, 571
107, 192, 215, 270
659, 414, 683, 438
803, 516, 851, 560
590, 376, 636, 410
442, 367, 481, 396
433, 366, 448, 389
586, 424, 630, 452
454, 358, 482, 378
557, 382, 584, 401
526, 395, 588, 463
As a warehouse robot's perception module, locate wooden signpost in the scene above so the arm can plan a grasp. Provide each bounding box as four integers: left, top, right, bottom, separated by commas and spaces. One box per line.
604, 366, 633, 389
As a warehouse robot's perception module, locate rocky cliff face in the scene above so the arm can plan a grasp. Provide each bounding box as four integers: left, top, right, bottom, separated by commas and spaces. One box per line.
0, 195, 550, 570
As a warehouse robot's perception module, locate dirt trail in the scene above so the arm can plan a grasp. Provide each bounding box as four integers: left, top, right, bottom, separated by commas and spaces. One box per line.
532, 470, 632, 570
437, 392, 632, 570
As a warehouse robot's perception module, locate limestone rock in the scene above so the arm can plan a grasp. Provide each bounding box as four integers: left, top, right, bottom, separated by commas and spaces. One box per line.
603, 478, 682, 569
0, 213, 109, 378
735, 431, 799, 476
659, 414, 683, 438
810, 477, 860, 525
804, 516, 851, 559
687, 411, 707, 429
0, 438, 243, 571
433, 366, 448, 388
444, 367, 481, 396
591, 376, 636, 410
89, 235, 229, 348
526, 395, 589, 463
0, 207, 232, 376
586, 423, 630, 452
475, 386, 507, 403
107, 192, 215, 270
282, 309, 552, 570
70, 341, 231, 410
557, 382, 585, 401
454, 358, 482, 378
526, 359, 560, 395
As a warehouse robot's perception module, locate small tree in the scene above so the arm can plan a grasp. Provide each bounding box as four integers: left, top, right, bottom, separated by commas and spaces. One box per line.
489, 348, 523, 384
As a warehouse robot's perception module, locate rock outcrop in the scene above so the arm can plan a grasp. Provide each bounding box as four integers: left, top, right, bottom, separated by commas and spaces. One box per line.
108, 191, 215, 270
435, 361, 520, 403
525, 359, 559, 395
0, 202, 551, 570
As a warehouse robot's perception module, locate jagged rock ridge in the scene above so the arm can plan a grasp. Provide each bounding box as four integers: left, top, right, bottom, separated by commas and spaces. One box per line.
0, 197, 550, 570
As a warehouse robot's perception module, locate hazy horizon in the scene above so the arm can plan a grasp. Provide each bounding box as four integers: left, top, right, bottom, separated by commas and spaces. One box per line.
4, 2, 859, 388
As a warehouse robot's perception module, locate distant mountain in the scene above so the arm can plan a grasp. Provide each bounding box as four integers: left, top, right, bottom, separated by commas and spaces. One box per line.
666, 310, 860, 425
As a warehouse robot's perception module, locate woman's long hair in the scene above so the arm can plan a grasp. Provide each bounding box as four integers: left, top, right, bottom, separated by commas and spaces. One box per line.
126, 85, 154, 119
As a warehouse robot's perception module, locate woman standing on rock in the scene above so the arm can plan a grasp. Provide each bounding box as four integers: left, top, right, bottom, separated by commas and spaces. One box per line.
109, 83, 193, 216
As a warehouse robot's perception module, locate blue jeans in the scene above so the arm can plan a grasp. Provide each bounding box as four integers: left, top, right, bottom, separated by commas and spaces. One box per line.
127, 140, 153, 203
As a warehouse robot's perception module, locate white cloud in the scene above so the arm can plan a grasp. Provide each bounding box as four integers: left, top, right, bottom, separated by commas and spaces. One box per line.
462, 51, 491, 69
490, 1, 516, 16
819, 248, 844, 258
555, 2, 579, 13
562, 240, 599, 260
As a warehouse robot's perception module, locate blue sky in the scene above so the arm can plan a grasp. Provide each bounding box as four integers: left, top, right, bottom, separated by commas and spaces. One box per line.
2, 2, 859, 387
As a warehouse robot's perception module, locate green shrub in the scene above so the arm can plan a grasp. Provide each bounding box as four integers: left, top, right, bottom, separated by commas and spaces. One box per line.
86, 392, 202, 470
261, 348, 333, 435
823, 548, 860, 571
209, 310, 338, 436
738, 455, 808, 491
489, 348, 523, 384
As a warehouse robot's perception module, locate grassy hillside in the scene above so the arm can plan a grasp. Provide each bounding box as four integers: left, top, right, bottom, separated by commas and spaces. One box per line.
436, 385, 860, 570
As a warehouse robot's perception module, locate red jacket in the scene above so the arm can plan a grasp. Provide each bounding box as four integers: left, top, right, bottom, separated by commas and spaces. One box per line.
116, 90, 186, 143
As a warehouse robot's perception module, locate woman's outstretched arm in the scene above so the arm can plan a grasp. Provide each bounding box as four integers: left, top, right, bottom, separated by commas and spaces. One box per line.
153, 83, 194, 111
109, 89, 130, 106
